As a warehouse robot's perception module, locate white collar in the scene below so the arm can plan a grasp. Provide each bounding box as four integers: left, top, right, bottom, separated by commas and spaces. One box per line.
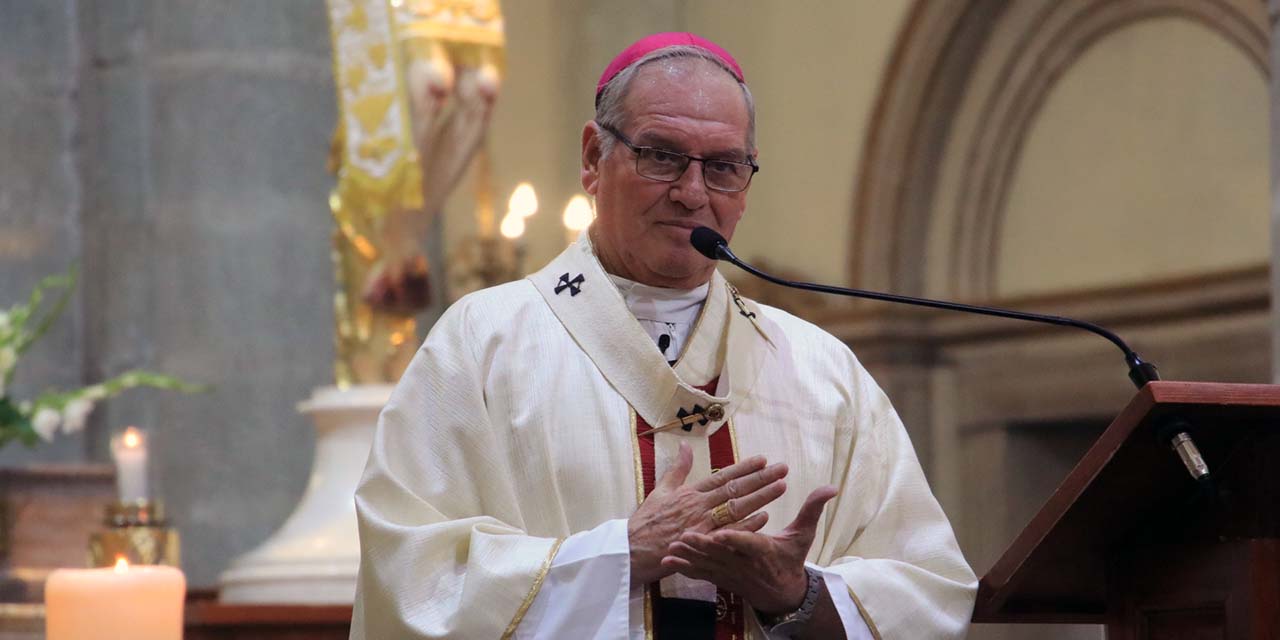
606, 274, 708, 326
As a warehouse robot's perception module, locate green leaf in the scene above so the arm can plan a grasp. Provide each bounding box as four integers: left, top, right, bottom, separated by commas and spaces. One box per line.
97, 370, 208, 396
15, 266, 76, 357
32, 370, 208, 413
0, 396, 35, 448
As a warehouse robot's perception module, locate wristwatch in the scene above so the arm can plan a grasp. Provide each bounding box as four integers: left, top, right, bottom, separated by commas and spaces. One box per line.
761, 566, 822, 635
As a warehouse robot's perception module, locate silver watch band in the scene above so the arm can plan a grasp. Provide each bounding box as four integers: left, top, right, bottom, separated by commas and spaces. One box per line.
763, 566, 823, 635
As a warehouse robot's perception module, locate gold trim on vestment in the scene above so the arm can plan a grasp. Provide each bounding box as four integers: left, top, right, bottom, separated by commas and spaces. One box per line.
645, 590, 655, 640
500, 537, 566, 640
629, 408, 644, 506
727, 417, 740, 462
628, 407, 655, 639
726, 417, 750, 638
847, 585, 884, 640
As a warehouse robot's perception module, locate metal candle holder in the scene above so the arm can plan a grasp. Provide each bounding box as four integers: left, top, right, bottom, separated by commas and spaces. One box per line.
88, 500, 180, 568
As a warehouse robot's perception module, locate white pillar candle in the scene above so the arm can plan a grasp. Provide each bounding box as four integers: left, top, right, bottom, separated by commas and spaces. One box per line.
111, 427, 148, 502
46, 559, 185, 639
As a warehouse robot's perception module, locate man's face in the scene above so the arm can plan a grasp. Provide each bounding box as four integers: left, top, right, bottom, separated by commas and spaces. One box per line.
582, 58, 755, 289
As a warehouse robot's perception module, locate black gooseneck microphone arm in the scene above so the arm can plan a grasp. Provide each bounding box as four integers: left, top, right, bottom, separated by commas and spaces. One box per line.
690, 228, 1158, 387
690, 226, 1210, 482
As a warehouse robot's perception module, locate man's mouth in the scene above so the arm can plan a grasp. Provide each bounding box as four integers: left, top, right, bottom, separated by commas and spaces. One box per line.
656, 221, 704, 230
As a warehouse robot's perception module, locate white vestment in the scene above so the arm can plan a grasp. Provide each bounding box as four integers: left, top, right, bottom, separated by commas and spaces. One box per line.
350, 234, 978, 639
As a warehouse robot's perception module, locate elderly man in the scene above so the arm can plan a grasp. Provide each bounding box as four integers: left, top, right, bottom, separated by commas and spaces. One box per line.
351, 33, 977, 639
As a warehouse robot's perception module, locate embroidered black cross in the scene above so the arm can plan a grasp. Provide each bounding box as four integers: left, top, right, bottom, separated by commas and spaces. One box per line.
730, 288, 756, 319
555, 272, 585, 296
676, 405, 710, 432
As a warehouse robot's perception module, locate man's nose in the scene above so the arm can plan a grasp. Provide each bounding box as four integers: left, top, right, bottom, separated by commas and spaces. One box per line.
669, 160, 709, 211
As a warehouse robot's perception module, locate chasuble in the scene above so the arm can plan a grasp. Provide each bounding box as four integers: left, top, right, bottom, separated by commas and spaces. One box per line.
350, 234, 977, 638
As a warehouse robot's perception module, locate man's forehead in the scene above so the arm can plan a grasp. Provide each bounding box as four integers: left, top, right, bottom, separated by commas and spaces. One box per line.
623, 61, 751, 152
635, 54, 736, 86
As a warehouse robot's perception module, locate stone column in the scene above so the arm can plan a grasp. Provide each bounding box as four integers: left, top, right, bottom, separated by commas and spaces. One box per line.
74, 1, 340, 587
0, 0, 86, 465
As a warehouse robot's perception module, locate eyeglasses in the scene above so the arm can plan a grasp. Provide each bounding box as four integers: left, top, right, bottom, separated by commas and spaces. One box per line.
597, 122, 758, 193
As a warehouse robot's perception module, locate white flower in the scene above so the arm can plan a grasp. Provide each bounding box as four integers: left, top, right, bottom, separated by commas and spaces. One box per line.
0, 311, 10, 337
61, 398, 95, 434
32, 408, 61, 442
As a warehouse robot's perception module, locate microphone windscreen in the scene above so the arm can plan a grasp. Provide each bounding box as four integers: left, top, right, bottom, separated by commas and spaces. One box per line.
690, 226, 727, 259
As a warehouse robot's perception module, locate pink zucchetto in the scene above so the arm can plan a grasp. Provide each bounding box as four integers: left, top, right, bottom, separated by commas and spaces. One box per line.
595, 32, 744, 99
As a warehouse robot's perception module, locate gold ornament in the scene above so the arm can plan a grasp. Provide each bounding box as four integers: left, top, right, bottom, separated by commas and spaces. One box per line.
325, 0, 504, 385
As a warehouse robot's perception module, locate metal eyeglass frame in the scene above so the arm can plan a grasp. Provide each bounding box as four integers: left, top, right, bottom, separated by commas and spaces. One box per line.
596, 121, 759, 193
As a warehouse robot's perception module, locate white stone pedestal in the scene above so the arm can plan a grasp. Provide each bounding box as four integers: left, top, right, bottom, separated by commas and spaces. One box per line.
218, 384, 391, 604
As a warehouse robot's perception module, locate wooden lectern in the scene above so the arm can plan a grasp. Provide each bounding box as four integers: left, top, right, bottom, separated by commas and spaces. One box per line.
973, 381, 1280, 638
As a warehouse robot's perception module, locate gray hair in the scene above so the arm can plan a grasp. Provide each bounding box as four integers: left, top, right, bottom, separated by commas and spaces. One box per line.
594, 45, 756, 158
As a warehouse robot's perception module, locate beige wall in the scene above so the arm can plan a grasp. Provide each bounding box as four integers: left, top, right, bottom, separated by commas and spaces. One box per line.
462, 5, 1268, 299
683, 1, 914, 285
997, 17, 1270, 297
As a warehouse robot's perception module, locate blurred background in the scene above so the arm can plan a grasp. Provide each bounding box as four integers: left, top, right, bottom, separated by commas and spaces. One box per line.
1, 1, 1273, 638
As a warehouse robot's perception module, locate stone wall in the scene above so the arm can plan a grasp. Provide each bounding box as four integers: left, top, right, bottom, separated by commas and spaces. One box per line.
0, 0, 337, 587
0, 0, 86, 465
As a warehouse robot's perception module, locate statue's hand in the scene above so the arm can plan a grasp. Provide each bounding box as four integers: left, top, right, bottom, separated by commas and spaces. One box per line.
362, 253, 431, 315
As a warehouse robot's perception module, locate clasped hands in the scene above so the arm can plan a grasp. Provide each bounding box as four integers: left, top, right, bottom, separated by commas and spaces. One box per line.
627, 442, 838, 616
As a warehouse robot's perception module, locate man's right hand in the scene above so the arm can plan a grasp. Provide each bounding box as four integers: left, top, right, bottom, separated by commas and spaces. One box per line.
628, 442, 789, 588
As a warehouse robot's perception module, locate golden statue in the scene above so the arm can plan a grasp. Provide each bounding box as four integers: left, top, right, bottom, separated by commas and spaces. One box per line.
325, 0, 504, 386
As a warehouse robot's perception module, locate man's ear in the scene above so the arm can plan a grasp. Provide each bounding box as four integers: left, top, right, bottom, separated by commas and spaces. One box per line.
581, 121, 603, 196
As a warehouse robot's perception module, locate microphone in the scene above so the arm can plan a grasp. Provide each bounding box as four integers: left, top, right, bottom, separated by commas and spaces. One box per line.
691, 226, 1211, 483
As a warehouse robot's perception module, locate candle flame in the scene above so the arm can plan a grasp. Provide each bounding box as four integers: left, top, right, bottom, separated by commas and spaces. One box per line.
122, 427, 142, 449
562, 195, 594, 232
508, 183, 538, 218
114, 556, 129, 573
499, 212, 526, 239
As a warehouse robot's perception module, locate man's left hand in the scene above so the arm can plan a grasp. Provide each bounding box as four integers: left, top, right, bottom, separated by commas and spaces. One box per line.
660, 485, 838, 614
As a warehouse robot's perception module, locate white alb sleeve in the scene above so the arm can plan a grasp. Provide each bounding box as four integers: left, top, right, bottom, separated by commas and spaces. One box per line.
515, 518, 632, 639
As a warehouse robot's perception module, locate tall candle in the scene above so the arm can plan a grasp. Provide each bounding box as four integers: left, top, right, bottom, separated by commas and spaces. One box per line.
46, 559, 185, 639
111, 427, 148, 502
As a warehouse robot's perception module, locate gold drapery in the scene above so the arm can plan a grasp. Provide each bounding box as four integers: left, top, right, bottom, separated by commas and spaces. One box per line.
326, 0, 503, 386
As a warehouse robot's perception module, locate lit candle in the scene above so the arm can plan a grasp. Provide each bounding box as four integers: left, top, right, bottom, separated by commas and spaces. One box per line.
499, 183, 537, 241
508, 183, 538, 219
562, 195, 594, 244
499, 212, 526, 239
46, 558, 185, 639
111, 427, 148, 503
